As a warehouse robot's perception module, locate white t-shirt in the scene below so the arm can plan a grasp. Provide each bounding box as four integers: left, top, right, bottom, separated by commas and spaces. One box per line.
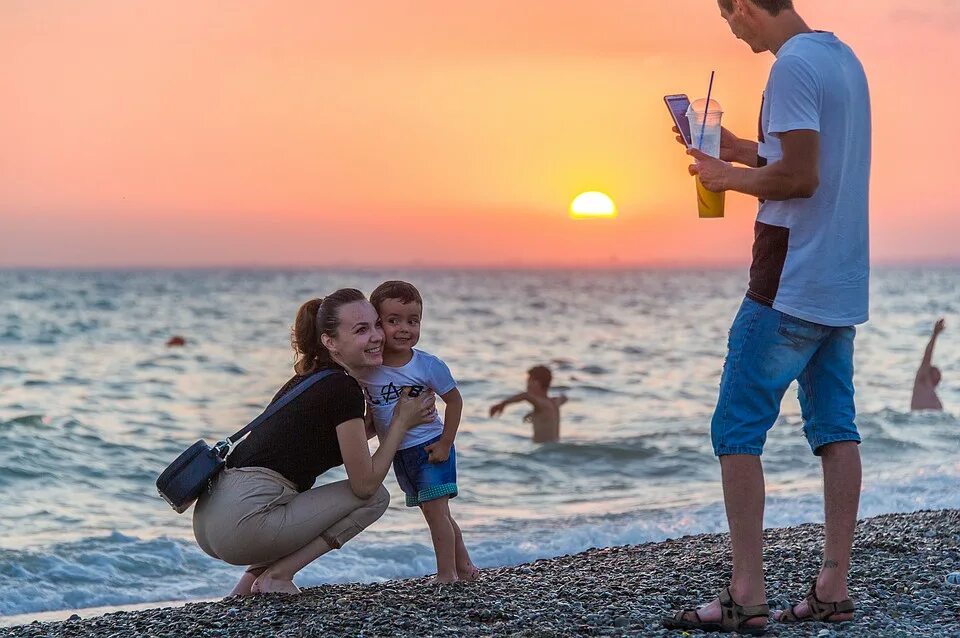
749, 31, 871, 327
354, 349, 457, 450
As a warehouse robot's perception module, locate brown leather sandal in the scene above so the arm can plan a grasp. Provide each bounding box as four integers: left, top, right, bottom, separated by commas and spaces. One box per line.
662, 587, 769, 635
778, 582, 855, 624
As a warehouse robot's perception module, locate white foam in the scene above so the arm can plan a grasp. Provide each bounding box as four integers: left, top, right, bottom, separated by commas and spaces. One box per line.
3, 463, 956, 619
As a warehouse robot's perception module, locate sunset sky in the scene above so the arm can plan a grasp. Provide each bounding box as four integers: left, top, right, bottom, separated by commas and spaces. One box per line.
2, 0, 958, 267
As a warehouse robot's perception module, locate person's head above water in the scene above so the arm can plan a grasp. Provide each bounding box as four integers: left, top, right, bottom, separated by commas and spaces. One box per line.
292, 289, 384, 374
527, 365, 553, 394
716, 0, 803, 55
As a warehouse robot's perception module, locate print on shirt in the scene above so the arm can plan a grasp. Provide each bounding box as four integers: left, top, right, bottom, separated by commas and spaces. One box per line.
364, 383, 425, 406
355, 349, 456, 450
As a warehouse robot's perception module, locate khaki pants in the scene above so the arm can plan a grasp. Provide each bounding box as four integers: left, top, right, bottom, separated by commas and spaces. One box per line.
193, 467, 389, 569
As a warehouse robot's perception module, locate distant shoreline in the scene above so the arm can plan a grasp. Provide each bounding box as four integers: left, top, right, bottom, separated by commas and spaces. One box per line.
3, 509, 957, 637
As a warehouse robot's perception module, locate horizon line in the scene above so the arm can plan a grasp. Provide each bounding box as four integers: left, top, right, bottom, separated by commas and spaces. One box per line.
1, 257, 958, 272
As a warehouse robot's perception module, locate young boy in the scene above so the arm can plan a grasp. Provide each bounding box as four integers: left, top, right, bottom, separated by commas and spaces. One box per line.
356, 280, 478, 583
489, 365, 567, 443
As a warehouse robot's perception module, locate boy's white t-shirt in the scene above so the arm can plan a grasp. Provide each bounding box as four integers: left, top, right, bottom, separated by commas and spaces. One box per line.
354, 349, 457, 450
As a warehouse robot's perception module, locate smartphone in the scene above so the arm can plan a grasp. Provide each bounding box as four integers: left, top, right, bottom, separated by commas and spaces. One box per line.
407, 385, 424, 398
664, 94, 692, 146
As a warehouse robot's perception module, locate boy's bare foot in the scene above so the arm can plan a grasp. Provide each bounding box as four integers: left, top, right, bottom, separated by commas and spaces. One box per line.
428, 574, 459, 585
251, 574, 302, 595
457, 563, 480, 582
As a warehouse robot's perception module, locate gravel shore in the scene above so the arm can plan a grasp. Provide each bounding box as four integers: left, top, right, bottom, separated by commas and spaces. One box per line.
4, 509, 958, 637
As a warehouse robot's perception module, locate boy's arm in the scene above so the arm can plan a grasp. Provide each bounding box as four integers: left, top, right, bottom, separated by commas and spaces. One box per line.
489, 392, 530, 417
425, 388, 462, 463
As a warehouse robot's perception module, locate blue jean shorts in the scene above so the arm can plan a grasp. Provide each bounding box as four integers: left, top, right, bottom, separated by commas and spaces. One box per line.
711, 297, 861, 457
392, 435, 458, 507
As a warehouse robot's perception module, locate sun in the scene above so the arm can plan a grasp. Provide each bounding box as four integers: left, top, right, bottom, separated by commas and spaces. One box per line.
570, 192, 617, 219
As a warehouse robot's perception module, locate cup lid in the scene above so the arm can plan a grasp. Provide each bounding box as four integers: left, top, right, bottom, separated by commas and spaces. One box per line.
687, 98, 723, 116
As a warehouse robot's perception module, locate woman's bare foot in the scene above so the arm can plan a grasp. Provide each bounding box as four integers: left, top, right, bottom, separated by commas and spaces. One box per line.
428, 573, 459, 585
457, 563, 480, 582
252, 574, 302, 595
227, 572, 259, 597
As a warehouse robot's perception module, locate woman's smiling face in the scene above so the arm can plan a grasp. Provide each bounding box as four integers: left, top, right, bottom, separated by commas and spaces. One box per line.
322, 300, 384, 370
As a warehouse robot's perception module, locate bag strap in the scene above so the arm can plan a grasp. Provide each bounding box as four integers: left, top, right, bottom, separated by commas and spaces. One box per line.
217, 369, 342, 455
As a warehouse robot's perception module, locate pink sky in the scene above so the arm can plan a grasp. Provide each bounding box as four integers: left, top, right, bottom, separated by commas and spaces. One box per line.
2, 0, 958, 267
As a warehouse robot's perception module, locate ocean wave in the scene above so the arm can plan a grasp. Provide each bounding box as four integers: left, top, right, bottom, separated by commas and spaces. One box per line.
2, 463, 958, 617
0, 533, 227, 616
0, 417, 159, 490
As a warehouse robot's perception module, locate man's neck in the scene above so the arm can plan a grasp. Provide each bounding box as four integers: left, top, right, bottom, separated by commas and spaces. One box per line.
764, 11, 814, 55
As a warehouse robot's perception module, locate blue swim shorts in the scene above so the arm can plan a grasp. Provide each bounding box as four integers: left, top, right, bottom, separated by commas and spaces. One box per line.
392, 435, 458, 507
711, 297, 861, 457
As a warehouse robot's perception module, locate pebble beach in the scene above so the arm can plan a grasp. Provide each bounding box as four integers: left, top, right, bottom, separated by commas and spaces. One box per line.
3, 509, 958, 637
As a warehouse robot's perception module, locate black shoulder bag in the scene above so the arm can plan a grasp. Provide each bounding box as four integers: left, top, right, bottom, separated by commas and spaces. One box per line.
156, 369, 340, 513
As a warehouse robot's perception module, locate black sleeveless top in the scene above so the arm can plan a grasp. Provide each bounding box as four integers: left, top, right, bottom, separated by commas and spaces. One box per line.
226, 369, 366, 491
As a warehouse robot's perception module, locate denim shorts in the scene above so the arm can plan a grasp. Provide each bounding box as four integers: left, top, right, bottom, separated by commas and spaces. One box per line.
711, 297, 861, 457
392, 435, 458, 507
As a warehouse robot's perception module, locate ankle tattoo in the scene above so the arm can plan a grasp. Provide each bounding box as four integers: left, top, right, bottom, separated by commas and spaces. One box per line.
823, 559, 839, 569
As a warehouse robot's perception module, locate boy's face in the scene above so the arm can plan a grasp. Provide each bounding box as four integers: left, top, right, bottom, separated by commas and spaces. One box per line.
378, 298, 422, 353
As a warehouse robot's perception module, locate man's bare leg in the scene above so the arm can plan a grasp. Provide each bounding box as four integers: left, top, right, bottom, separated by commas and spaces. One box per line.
683, 454, 767, 628
776, 442, 860, 621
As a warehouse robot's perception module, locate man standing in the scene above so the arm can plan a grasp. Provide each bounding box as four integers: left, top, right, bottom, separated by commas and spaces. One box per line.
911, 318, 946, 411
664, 0, 870, 633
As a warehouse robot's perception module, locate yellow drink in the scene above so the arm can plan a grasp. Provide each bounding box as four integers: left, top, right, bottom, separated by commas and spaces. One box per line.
687, 97, 725, 219
695, 176, 725, 218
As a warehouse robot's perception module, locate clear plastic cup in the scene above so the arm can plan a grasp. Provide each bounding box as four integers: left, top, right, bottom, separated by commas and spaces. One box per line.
686, 98, 725, 219
686, 98, 724, 156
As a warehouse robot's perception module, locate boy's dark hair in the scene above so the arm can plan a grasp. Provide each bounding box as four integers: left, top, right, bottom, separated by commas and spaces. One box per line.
527, 365, 552, 389
718, 0, 793, 16
370, 280, 423, 313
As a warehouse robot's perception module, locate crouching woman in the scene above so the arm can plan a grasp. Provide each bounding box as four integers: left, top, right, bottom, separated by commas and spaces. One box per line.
193, 289, 435, 595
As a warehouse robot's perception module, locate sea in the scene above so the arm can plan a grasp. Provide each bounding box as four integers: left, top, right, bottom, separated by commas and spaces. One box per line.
1, 267, 958, 621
